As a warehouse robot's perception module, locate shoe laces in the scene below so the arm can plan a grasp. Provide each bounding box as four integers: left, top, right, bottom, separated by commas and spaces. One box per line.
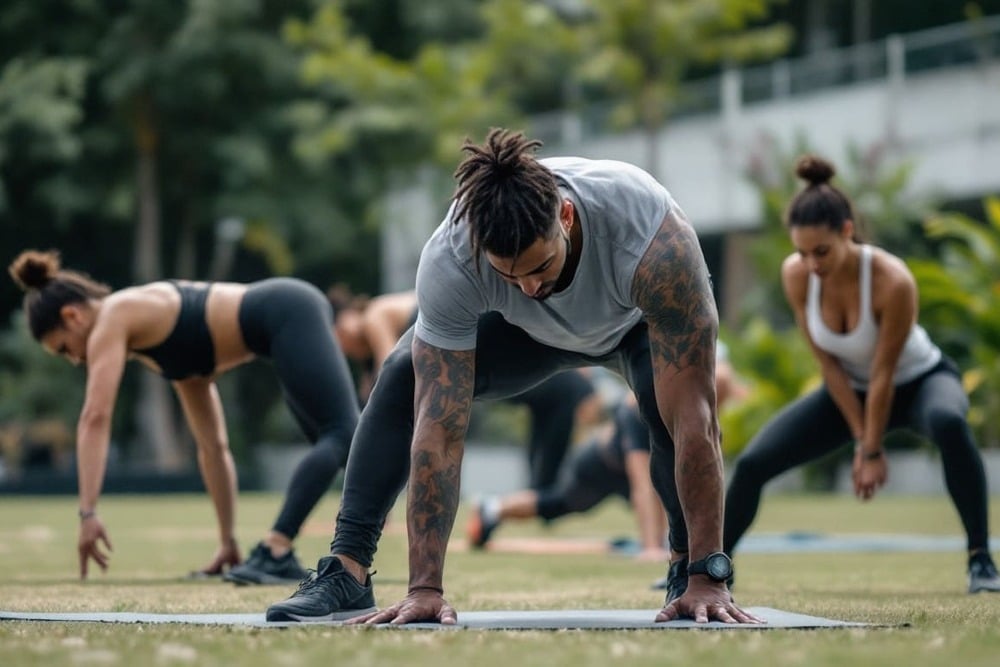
664, 557, 688, 600
293, 569, 327, 594
293, 565, 369, 597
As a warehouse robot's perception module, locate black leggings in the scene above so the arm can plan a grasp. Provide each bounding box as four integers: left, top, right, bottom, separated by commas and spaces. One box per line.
537, 399, 647, 520
505, 370, 596, 490
724, 360, 990, 554
239, 278, 359, 540
331, 312, 684, 566
536, 440, 630, 520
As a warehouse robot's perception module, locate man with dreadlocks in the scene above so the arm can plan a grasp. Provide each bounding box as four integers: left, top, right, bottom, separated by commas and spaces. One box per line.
267, 128, 758, 625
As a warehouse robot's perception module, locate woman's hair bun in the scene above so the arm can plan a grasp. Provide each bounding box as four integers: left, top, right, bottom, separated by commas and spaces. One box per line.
795, 154, 835, 186
9, 249, 61, 291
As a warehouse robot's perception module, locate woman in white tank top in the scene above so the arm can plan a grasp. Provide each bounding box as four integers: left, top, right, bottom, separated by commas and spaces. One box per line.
723, 155, 1000, 594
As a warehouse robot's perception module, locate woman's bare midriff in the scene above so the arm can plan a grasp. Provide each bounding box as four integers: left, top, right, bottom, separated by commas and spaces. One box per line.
204, 282, 256, 374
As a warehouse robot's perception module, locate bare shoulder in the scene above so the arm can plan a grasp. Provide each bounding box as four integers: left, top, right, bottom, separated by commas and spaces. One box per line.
870, 247, 915, 284
367, 291, 417, 320
869, 247, 916, 307
780, 253, 809, 305
99, 283, 179, 345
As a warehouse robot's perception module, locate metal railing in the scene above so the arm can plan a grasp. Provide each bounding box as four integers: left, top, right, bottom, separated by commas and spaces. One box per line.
532, 14, 1000, 145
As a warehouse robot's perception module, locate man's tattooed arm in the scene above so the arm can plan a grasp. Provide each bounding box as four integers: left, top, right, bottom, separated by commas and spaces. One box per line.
631, 209, 722, 560
407, 337, 476, 592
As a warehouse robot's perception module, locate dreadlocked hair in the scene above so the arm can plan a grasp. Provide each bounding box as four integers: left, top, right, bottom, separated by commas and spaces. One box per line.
451, 128, 561, 267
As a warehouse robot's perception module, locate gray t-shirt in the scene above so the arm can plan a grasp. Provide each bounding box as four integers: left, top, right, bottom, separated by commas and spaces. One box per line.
414, 157, 675, 355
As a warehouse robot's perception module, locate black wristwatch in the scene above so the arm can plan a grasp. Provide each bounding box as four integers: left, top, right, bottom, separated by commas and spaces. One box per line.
687, 552, 733, 582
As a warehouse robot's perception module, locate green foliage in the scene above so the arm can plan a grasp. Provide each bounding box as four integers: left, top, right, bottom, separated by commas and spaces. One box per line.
719, 319, 817, 457
0, 313, 85, 427
0, 56, 88, 215
910, 197, 1000, 447
285, 0, 526, 170
575, 0, 792, 138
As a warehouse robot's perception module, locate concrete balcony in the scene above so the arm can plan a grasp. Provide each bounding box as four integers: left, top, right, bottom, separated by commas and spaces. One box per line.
381, 17, 1000, 297
531, 15, 1000, 234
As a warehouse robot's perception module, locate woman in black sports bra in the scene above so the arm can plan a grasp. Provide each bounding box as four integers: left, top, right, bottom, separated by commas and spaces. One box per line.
9, 249, 359, 583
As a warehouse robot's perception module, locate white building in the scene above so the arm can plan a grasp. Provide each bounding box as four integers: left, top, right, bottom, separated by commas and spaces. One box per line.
382, 10, 1000, 325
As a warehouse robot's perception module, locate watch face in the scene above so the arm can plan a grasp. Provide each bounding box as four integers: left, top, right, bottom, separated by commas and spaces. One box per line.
706, 553, 732, 580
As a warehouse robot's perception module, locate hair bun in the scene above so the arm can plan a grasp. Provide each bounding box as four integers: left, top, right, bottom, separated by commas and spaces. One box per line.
8, 249, 61, 291
795, 155, 835, 186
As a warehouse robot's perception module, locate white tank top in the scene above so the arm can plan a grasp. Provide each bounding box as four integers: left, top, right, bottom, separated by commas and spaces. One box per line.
806, 245, 940, 389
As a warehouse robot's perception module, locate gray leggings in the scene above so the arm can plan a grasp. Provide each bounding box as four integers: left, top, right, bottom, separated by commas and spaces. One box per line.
239, 278, 359, 540
331, 312, 686, 566
724, 359, 990, 554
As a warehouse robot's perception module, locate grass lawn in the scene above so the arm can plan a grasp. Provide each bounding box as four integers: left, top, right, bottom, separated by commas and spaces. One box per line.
2, 492, 1000, 666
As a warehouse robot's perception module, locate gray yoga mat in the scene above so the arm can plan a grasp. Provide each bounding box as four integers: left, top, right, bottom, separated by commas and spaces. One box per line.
0, 607, 877, 630
609, 533, 1000, 556
737, 532, 1000, 554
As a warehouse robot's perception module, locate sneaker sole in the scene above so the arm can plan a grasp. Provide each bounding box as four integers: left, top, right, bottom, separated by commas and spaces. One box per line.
266, 606, 378, 623
224, 572, 307, 586
969, 584, 1000, 593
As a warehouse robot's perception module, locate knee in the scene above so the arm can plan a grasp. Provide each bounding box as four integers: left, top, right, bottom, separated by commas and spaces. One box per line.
196, 439, 231, 462
373, 346, 415, 399
925, 407, 974, 448
729, 452, 768, 488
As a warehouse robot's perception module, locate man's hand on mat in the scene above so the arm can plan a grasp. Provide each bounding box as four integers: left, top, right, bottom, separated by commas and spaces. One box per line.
78, 516, 113, 579
197, 539, 242, 576
656, 579, 764, 624
350, 588, 458, 626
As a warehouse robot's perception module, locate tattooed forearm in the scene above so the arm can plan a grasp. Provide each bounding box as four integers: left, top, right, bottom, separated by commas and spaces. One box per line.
408, 339, 475, 589
407, 449, 462, 589
633, 211, 724, 558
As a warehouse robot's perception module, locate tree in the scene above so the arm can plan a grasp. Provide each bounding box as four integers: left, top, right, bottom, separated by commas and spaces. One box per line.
575, 0, 792, 177
910, 198, 1000, 448
0, 0, 379, 469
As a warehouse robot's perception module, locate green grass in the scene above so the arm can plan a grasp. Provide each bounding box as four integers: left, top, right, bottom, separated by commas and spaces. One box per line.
2, 492, 1000, 666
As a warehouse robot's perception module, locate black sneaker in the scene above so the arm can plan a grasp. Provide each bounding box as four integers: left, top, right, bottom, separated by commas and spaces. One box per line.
224, 542, 309, 586
652, 556, 735, 597
466, 501, 499, 549
968, 551, 1000, 594
661, 556, 689, 603
266, 556, 377, 622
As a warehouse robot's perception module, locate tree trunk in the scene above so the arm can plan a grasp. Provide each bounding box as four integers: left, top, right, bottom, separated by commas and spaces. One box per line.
131, 94, 185, 471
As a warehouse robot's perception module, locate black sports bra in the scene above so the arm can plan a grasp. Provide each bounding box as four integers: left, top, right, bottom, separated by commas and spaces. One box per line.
134, 282, 215, 380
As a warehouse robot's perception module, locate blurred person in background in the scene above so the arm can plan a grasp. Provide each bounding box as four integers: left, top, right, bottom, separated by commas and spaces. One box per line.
8, 250, 359, 584
468, 343, 746, 563
329, 286, 603, 490
720, 155, 1000, 596
466, 392, 670, 562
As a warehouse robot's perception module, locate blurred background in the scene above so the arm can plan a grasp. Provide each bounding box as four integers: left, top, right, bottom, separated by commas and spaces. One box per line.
1, 0, 999, 496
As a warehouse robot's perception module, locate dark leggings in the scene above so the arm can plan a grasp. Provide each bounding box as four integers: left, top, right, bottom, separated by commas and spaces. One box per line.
537, 399, 648, 519
724, 360, 990, 554
536, 441, 630, 520
331, 312, 686, 566
239, 278, 359, 540
505, 370, 596, 490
